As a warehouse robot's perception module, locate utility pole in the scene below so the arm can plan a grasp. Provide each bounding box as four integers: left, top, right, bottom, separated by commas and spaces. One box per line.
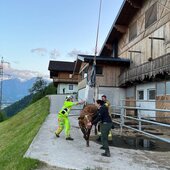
0, 57, 10, 110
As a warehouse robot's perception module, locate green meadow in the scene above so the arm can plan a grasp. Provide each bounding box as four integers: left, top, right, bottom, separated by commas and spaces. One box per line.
0, 97, 50, 170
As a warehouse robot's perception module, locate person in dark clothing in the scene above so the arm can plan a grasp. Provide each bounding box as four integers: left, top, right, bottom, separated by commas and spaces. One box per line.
96, 95, 112, 142
87, 99, 112, 157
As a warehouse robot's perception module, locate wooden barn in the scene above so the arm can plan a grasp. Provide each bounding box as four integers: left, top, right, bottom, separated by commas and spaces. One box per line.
74, 54, 130, 105
48, 61, 78, 94
75, 0, 170, 123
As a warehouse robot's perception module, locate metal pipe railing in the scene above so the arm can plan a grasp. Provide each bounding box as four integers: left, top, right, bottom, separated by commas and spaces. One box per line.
111, 104, 170, 144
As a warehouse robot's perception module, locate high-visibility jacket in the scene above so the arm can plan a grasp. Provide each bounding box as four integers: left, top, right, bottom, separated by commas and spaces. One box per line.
58, 101, 78, 117
104, 100, 110, 108
104, 99, 112, 117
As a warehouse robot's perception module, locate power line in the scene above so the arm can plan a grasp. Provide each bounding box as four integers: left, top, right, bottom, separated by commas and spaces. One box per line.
0, 57, 10, 110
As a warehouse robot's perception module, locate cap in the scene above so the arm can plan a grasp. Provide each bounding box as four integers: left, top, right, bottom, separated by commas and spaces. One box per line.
102, 95, 106, 98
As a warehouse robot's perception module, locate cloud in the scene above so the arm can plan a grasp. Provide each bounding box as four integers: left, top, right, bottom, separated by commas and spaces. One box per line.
12, 60, 20, 65
31, 47, 61, 60
67, 49, 90, 60
91, 46, 101, 55
49, 49, 60, 59
31, 48, 47, 56
2, 65, 49, 81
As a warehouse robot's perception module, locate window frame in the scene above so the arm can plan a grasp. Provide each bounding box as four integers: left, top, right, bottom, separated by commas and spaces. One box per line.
156, 82, 165, 96
145, 3, 157, 29
137, 90, 144, 100
147, 88, 156, 101
96, 65, 103, 75
68, 84, 73, 91
129, 21, 137, 42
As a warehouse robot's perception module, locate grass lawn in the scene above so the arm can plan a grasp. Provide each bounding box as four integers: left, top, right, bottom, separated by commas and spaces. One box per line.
0, 97, 50, 170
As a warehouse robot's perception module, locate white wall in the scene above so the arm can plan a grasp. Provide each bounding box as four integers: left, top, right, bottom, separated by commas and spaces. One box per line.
98, 87, 126, 107
57, 83, 78, 94
78, 86, 126, 106
136, 83, 156, 119
78, 88, 86, 101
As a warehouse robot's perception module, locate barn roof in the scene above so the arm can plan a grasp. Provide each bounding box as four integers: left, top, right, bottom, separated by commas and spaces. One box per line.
100, 0, 144, 56
74, 54, 130, 73
48, 61, 75, 72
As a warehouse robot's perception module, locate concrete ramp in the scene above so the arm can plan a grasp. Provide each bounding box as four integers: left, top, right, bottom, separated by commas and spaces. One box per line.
25, 95, 168, 170
49, 94, 67, 114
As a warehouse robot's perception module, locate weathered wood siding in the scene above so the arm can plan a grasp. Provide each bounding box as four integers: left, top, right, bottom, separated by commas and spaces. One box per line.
156, 95, 170, 123
78, 63, 122, 88
118, 0, 170, 66
58, 72, 70, 78
53, 72, 78, 84
125, 86, 136, 116
119, 53, 170, 85
96, 65, 121, 87
78, 78, 86, 89
57, 72, 77, 79
125, 97, 137, 116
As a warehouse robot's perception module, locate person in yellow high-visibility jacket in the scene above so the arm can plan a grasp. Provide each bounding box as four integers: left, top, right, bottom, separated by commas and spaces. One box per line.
55, 95, 84, 140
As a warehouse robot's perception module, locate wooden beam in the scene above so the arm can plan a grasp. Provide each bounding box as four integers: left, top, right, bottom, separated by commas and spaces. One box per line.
115, 25, 127, 33
126, 0, 141, 8
105, 44, 113, 50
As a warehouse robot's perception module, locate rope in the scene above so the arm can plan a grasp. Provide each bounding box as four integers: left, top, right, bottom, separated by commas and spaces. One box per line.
94, 0, 102, 65
93, 0, 102, 102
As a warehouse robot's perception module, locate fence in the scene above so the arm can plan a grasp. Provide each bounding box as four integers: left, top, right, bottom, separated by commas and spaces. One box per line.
111, 101, 170, 144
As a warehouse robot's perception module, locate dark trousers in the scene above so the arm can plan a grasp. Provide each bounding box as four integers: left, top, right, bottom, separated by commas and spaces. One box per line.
101, 122, 112, 149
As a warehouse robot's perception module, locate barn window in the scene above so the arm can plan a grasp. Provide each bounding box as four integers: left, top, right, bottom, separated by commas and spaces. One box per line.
157, 82, 165, 96
126, 87, 135, 98
96, 66, 103, 75
166, 81, 170, 95
137, 90, 144, 100
145, 3, 157, 29
69, 84, 73, 90
147, 89, 156, 100
129, 21, 137, 42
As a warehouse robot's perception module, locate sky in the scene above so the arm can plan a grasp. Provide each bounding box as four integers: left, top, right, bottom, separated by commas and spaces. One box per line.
0, 0, 124, 81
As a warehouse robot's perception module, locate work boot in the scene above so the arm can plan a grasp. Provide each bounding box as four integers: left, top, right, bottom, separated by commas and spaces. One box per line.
55, 133, 60, 138
96, 136, 101, 142
66, 137, 74, 140
100, 146, 105, 150
101, 149, 111, 157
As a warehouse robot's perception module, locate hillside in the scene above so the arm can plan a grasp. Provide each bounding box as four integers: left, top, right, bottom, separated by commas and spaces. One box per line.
0, 97, 50, 170
2, 78, 36, 104
2, 77, 51, 106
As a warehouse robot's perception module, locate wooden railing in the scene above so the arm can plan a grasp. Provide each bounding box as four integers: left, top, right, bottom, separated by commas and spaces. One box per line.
119, 53, 170, 86
53, 77, 78, 83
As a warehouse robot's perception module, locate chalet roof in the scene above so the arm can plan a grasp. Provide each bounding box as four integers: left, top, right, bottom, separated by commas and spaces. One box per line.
48, 61, 75, 72
100, 0, 143, 56
74, 54, 130, 73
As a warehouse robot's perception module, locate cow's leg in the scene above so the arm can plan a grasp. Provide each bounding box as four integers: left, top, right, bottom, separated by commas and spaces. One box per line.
86, 128, 91, 147
80, 127, 90, 147
79, 120, 87, 139
80, 127, 88, 140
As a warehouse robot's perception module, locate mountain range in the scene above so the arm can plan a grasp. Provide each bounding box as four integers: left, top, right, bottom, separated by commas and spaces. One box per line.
2, 77, 37, 105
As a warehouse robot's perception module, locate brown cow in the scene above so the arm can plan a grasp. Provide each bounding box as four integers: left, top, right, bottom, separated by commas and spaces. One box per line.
78, 104, 98, 147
